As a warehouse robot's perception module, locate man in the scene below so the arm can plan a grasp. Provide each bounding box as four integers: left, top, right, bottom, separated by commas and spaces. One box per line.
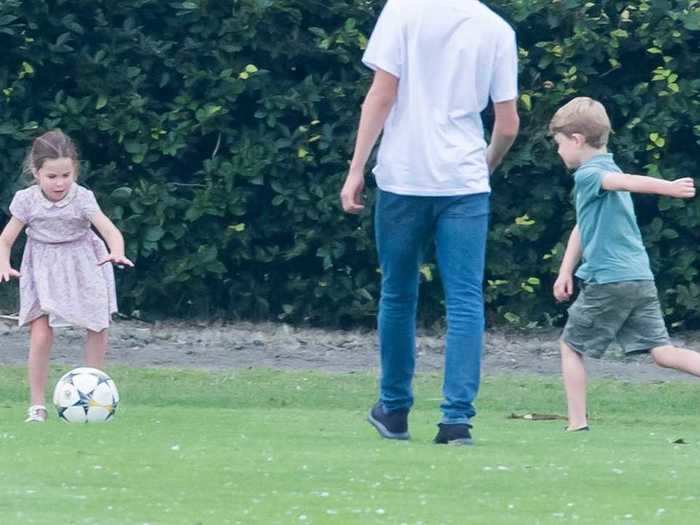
340, 0, 520, 444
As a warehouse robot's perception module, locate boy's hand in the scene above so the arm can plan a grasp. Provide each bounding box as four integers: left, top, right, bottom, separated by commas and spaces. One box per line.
97, 254, 135, 268
553, 273, 574, 303
668, 178, 696, 199
340, 171, 365, 214
0, 266, 20, 282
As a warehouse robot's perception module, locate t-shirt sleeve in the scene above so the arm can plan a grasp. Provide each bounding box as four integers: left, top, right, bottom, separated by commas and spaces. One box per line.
575, 168, 604, 201
79, 189, 102, 220
8, 190, 30, 224
362, 0, 403, 78
489, 28, 519, 103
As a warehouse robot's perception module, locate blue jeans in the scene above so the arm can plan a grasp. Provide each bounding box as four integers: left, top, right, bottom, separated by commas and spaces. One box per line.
374, 190, 490, 425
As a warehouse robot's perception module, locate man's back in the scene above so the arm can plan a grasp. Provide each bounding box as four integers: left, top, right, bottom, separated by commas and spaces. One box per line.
363, 0, 518, 196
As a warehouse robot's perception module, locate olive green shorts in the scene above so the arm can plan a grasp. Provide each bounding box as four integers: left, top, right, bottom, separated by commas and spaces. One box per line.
562, 280, 670, 359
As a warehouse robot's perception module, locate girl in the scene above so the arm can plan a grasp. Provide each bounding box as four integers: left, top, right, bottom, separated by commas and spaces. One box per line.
0, 130, 133, 422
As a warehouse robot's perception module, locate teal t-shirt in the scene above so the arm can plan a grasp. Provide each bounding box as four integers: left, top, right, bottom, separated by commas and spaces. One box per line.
573, 153, 654, 284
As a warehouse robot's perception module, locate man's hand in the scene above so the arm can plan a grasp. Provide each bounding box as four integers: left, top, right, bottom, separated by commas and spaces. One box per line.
668, 177, 696, 199
553, 273, 574, 303
340, 171, 365, 214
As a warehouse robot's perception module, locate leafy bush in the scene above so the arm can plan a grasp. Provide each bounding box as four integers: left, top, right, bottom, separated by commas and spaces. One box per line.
0, 0, 698, 328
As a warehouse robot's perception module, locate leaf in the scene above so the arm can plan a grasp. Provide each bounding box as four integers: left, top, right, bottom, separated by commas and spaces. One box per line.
110, 187, 132, 202
96, 95, 108, 110
682, 10, 700, 31
515, 214, 536, 226
0, 15, 19, 26
143, 225, 165, 242
504, 312, 520, 324
124, 141, 144, 154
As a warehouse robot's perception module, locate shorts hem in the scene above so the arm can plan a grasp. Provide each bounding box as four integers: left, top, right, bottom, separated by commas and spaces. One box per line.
561, 337, 604, 359
623, 340, 672, 354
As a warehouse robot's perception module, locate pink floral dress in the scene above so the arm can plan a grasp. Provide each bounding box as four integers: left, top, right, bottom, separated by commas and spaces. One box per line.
9, 184, 117, 331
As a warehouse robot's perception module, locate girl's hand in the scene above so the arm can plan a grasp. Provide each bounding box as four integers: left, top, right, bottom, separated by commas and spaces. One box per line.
0, 266, 20, 282
97, 254, 135, 268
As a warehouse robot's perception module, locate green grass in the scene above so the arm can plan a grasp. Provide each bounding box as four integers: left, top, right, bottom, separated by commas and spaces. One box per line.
1, 367, 699, 524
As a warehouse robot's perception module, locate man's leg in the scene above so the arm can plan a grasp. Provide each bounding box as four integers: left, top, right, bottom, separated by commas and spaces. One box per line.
374, 190, 431, 413
560, 340, 588, 430
434, 193, 489, 427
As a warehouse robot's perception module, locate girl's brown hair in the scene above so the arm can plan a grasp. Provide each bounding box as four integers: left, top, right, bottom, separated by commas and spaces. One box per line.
23, 129, 79, 181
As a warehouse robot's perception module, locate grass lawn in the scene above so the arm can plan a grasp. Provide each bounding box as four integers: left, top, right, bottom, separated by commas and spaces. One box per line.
1, 367, 699, 524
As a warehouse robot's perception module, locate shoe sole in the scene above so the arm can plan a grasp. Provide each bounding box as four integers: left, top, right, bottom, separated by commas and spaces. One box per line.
367, 409, 410, 440
433, 437, 473, 446
564, 426, 590, 432
444, 438, 473, 446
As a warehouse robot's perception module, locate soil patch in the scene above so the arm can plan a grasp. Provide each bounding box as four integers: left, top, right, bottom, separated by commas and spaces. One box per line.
2, 318, 699, 383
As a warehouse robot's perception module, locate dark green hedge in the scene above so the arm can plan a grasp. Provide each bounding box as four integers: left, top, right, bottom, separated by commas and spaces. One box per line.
0, 0, 698, 328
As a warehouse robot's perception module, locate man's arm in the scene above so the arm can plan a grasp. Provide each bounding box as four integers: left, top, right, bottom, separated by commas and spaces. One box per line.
340, 69, 398, 214
553, 224, 582, 303
486, 99, 520, 174
601, 173, 696, 199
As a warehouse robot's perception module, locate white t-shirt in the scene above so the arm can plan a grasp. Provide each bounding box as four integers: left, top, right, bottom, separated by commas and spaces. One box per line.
363, 0, 518, 196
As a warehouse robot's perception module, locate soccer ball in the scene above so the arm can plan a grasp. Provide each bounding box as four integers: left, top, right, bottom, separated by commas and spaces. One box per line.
52, 367, 119, 423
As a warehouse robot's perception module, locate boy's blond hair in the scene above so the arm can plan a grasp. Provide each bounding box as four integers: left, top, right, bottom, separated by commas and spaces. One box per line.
549, 97, 611, 148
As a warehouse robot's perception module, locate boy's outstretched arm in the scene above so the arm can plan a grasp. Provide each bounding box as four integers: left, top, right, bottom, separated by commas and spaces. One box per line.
340, 69, 398, 214
554, 225, 582, 303
601, 173, 696, 198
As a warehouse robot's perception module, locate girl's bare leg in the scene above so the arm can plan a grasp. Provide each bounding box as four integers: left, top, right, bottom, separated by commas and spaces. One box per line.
85, 328, 108, 369
28, 316, 53, 406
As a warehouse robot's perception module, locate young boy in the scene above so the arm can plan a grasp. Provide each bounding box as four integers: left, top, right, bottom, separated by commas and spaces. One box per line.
550, 97, 698, 431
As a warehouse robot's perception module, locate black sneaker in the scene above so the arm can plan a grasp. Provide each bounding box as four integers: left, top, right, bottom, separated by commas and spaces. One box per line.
433, 423, 473, 445
367, 402, 410, 440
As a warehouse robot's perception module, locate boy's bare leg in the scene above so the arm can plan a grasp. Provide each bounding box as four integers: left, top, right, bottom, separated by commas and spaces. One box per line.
28, 316, 53, 406
560, 339, 588, 430
651, 345, 700, 376
85, 329, 108, 369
